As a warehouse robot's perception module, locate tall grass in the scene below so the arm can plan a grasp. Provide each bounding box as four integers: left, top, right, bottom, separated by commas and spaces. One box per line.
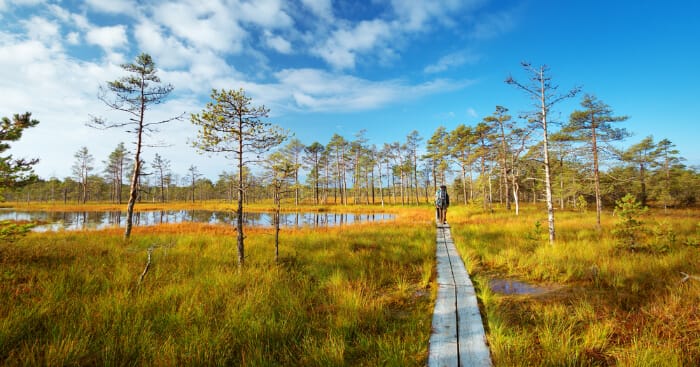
0, 208, 435, 366
450, 204, 700, 366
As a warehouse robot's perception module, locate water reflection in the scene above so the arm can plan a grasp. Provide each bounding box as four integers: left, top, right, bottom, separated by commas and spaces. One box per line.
0, 210, 394, 232
489, 278, 553, 296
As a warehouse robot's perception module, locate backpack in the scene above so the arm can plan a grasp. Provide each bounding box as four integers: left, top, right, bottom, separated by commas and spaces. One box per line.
435, 189, 447, 208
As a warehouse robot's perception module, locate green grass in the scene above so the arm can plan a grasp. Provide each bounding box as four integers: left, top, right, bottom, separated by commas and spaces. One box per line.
450, 204, 700, 366
0, 211, 435, 366
4, 202, 698, 366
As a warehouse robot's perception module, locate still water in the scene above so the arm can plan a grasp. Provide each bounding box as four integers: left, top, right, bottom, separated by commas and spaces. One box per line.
488, 278, 553, 296
0, 210, 395, 231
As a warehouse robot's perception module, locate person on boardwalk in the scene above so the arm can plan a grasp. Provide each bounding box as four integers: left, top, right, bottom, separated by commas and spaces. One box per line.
435, 185, 449, 225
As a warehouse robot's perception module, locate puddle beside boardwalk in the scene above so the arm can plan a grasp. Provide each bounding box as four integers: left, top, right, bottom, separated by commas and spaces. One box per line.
0, 210, 395, 232
489, 278, 554, 296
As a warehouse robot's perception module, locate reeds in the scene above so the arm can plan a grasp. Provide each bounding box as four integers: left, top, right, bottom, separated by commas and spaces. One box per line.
0, 210, 434, 366
450, 204, 700, 366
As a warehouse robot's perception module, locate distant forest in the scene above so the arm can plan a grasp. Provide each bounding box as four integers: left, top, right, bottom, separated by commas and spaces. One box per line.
7, 121, 699, 210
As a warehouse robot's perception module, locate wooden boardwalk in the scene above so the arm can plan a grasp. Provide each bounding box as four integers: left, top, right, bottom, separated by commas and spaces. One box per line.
428, 224, 491, 367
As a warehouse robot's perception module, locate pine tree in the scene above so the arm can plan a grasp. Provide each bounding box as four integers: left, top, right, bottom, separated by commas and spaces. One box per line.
622, 136, 657, 206
191, 88, 286, 266
104, 142, 131, 204
72, 146, 94, 204
0, 112, 39, 193
90, 53, 181, 239
151, 153, 171, 203
304, 142, 325, 205
564, 94, 628, 227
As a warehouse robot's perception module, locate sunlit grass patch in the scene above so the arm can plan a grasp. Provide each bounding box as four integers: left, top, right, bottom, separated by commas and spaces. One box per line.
451, 204, 700, 366
0, 212, 434, 366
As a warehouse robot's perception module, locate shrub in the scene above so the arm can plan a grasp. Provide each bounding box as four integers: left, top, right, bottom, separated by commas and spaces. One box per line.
0, 220, 34, 243
612, 194, 648, 250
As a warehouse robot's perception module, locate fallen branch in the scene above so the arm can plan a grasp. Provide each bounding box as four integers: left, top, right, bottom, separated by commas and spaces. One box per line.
138, 246, 154, 285
680, 272, 700, 283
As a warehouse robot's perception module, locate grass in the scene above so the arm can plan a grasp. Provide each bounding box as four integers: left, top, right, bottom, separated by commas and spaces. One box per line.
0, 206, 435, 366
449, 204, 700, 366
4, 201, 699, 365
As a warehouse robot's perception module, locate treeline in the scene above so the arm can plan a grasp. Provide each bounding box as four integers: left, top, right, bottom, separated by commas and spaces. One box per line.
3, 58, 699, 213
7, 124, 699, 210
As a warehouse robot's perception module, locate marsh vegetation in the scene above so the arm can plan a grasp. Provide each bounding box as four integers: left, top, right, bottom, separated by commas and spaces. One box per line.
1, 201, 698, 366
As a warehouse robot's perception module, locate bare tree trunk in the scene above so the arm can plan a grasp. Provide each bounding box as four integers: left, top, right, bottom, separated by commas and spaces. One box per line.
542, 113, 556, 243
480, 157, 487, 210
390, 167, 396, 204
461, 166, 468, 205
488, 170, 493, 211
591, 125, 602, 228
413, 154, 420, 205
118, 159, 124, 204
369, 168, 374, 205
512, 176, 520, 215
639, 162, 646, 206
81, 179, 87, 204
468, 162, 474, 203
498, 122, 511, 210
341, 151, 347, 206
559, 157, 565, 210
274, 190, 280, 263
400, 170, 406, 205
124, 121, 143, 239
294, 170, 299, 206
378, 160, 384, 207
236, 120, 245, 266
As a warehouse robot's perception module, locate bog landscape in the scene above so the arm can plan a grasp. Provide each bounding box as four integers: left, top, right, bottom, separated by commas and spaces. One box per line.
2, 1, 699, 366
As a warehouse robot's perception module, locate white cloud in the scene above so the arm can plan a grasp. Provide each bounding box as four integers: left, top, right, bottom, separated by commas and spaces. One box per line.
470, 10, 515, 39
239, 0, 293, 29
66, 31, 80, 45
86, 25, 127, 50
314, 19, 393, 69
424, 51, 481, 73
46, 5, 90, 31
310, 0, 492, 69
467, 108, 478, 118
0, 32, 127, 179
85, 0, 135, 15
22, 16, 60, 43
273, 68, 473, 112
153, 0, 246, 53
134, 19, 196, 69
8, 0, 44, 6
264, 31, 292, 54
300, 0, 333, 20
390, 0, 481, 31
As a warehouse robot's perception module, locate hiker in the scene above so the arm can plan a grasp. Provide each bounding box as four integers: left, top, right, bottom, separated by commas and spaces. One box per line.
435, 185, 449, 225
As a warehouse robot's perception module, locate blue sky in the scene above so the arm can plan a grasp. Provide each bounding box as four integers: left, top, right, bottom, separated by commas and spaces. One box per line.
1, 0, 698, 180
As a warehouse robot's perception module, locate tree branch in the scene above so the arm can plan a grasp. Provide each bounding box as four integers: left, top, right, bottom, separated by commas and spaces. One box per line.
680, 272, 700, 283
138, 246, 154, 285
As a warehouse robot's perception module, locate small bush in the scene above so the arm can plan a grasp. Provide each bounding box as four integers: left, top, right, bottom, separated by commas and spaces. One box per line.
525, 220, 545, 245
576, 195, 589, 212
612, 194, 648, 251
0, 220, 34, 243
650, 220, 676, 253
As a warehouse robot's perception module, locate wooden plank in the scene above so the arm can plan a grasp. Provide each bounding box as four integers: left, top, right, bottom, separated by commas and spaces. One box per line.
429, 225, 492, 367
429, 227, 458, 367
428, 283, 459, 367
456, 278, 491, 366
